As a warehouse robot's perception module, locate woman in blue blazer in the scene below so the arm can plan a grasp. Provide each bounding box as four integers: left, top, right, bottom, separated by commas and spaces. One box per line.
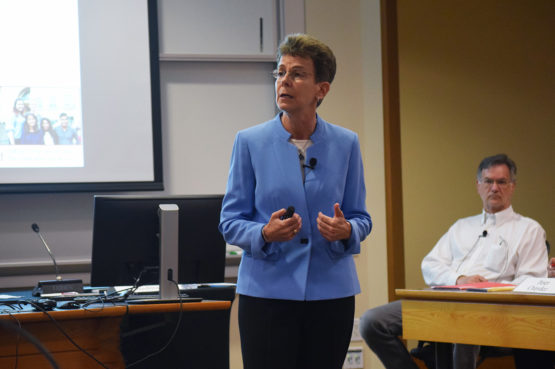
219, 34, 372, 369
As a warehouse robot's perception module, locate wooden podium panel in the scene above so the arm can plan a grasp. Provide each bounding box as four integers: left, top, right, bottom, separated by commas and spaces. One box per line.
0, 311, 125, 369
0, 301, 231, 369
397, 289, 555, 351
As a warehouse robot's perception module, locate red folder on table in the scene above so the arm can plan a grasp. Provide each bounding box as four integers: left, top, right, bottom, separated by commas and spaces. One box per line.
432, 282, 516, 292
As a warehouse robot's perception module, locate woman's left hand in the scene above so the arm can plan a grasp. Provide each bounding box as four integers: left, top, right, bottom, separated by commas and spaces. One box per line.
317, 203, 352, 242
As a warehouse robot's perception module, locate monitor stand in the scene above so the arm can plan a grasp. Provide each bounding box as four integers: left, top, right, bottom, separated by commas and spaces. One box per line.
158, 204, 180, 300
125, 204, 180, 305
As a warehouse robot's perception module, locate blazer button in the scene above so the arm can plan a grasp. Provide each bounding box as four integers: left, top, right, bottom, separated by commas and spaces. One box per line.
300, 238, 309, 244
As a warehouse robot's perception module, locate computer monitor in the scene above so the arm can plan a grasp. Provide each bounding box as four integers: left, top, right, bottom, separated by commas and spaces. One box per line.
90, 194, 226, 287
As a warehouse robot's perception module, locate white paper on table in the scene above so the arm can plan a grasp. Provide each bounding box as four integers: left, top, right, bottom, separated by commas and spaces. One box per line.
513, 277, 555, 294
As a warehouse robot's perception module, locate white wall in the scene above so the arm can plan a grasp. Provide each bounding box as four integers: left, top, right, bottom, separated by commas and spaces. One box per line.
159, 61, 276, 195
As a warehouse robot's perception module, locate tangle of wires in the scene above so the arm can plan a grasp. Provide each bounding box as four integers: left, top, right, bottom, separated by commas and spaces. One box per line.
0, 293, 127, 369
0, 266, 187, 368
0, 298, 113, 369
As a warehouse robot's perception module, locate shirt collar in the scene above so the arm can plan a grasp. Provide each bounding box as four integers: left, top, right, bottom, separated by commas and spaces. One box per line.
480, 205, 514, 227
273, 112, 325, 142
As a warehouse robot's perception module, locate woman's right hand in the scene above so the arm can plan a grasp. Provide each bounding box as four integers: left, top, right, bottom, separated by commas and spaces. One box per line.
262, 208, 302, 243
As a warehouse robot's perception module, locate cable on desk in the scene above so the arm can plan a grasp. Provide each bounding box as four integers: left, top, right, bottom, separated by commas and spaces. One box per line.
4, 311, 22, 369
0, 302, 25, 310
81, 292, 120, 311
2, 303, 38, 369
80, 286, 135, 310
126, 279, 184, 368
0, 319, 60, 369
121, 266, 158, 301
25, 300, 111, 369
82, 297, 107, 311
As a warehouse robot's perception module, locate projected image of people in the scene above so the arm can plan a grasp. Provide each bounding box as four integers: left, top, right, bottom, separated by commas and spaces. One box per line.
12, 98, 27, 144
0, 87, 84, 168
0, 122, 13, 145
40, 118, 59, 145
19, 113, 43, 145
0, 95, 80, 146
55, 113, 79, 145
0, 98, 26, 145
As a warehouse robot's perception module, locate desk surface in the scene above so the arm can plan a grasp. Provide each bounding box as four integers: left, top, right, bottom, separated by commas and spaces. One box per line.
397, 289, 555, 351
0, 300, 231, 323
396, 288, 555, 305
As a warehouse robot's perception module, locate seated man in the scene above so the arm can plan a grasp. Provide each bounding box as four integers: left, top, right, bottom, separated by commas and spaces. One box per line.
359, 154, 548, 369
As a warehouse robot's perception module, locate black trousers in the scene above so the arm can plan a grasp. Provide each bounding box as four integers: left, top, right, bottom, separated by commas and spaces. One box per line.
238, 294, 355, 369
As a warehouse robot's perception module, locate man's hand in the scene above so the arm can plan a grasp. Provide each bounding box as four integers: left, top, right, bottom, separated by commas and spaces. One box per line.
456, 275, 488, 285
548, 257, 555, 278
262, 208, 302, 243
317, 203, 352, 242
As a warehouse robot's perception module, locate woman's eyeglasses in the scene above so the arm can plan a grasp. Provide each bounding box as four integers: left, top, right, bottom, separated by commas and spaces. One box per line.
272, 69, 312, 82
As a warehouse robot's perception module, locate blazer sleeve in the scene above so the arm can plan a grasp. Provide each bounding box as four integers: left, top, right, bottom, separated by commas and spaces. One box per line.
218, 132, 279, 259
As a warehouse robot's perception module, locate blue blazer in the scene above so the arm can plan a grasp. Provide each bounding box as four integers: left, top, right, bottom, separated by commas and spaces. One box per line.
219, 114, 372, 300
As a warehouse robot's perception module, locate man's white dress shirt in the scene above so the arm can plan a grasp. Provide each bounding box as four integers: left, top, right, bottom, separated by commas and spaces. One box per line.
422, 206, 547, 286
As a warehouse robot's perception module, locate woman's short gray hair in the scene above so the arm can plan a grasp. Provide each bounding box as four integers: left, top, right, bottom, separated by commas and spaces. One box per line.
277, 33, 336, 84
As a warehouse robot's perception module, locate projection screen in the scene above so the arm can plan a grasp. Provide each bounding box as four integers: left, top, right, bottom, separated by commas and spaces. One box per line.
0, 0, 163, 193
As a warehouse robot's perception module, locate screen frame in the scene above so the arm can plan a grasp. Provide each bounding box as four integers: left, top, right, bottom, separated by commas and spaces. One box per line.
90, 194, 226, 287
0, 0, 163, 194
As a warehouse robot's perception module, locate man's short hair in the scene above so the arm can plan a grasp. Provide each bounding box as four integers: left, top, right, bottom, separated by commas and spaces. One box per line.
477, 154, 517, 182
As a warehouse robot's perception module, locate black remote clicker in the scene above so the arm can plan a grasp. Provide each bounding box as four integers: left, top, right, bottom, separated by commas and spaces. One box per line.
281, 206, 295, 220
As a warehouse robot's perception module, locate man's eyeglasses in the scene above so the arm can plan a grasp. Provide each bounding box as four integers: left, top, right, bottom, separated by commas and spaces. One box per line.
479, 178, 513, 189
272, 69, 312, 82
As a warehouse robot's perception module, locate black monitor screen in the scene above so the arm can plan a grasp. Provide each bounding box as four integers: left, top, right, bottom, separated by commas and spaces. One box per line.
90, 194, 225, 286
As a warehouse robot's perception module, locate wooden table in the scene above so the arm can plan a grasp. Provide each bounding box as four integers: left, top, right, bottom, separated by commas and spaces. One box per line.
0, 300, 231, 369
397, 289, 555, 351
